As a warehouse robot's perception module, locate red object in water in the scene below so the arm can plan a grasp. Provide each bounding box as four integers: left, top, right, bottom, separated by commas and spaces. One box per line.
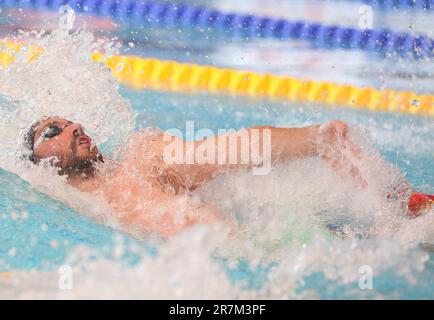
408, 192, 434, 216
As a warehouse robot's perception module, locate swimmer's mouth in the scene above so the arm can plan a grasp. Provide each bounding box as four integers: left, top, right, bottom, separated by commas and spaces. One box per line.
77, 136, 91, 147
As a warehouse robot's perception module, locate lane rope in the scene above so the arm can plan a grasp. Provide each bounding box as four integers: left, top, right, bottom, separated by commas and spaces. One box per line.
349, 0, 434, 10
1, 39, 433, 117
0, 0, 433, 59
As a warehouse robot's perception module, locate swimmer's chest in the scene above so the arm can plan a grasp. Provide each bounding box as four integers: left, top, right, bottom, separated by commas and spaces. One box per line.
100, 157, 186, 210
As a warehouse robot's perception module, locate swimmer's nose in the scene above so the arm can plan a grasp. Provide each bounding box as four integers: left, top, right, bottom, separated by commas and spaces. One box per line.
70, 123, 84, 137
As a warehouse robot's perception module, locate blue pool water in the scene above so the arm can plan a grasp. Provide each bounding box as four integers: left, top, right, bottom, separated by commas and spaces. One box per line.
0, 0, 433, 299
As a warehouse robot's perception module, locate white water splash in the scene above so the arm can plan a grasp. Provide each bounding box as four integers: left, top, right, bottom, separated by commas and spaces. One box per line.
0, 29, 135, 225
0, 225, 429, 299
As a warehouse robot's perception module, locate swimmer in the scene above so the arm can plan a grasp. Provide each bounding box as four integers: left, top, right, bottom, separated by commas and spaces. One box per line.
22, 116, 433, 237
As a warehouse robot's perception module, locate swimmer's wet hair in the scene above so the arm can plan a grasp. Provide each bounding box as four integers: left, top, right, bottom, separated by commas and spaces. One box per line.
22, 119, 42, 164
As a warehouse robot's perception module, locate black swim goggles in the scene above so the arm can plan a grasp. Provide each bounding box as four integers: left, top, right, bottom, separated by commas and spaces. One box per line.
37, 121, 73, 142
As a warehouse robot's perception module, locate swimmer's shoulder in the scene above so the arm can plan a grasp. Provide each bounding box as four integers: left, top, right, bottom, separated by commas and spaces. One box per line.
130, 126, 184, 147
124, 127, 169, 161
128, 126, 164, 145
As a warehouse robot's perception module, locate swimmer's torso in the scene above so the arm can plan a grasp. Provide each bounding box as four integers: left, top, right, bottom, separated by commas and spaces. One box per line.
80, 128, 216, 236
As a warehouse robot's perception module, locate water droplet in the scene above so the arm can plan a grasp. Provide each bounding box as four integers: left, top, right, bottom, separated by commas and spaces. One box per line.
50, 240, 58, 248
7, 248, 16, 257
21, 210, 29, 219
411, 99, 420, 107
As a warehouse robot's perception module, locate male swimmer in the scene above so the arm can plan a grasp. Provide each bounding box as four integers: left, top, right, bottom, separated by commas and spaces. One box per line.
22, 116, 433, 237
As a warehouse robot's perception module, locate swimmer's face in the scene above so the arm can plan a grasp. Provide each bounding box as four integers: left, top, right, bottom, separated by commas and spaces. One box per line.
32, 117, 102, 175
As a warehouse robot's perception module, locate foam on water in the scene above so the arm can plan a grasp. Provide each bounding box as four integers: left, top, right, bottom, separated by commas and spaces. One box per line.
0, 29, 432, 299
0, 226, 430, 299
198, 157, 433, 262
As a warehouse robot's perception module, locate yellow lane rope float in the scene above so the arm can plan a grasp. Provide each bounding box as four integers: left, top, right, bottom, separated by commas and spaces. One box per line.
1, 40, 433, 117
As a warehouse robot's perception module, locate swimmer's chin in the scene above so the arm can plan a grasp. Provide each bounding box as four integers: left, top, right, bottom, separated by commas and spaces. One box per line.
57, 152, 104, 181
76, 144, 101, 159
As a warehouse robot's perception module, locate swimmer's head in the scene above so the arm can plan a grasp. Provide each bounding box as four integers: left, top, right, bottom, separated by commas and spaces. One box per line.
23, 116, 103, 176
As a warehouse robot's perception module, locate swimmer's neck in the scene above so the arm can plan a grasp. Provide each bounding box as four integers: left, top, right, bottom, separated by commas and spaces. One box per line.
66, 169, 103, 193
63, 155, 106, 192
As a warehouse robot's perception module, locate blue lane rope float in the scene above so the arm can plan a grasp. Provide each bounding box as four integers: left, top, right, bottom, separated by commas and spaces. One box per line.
352, 0, 433, 10
0, 0, 433, 59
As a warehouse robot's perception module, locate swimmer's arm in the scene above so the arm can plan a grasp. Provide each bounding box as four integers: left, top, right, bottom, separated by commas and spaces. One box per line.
252, 125, 320, 161
166, 125, 321, 189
